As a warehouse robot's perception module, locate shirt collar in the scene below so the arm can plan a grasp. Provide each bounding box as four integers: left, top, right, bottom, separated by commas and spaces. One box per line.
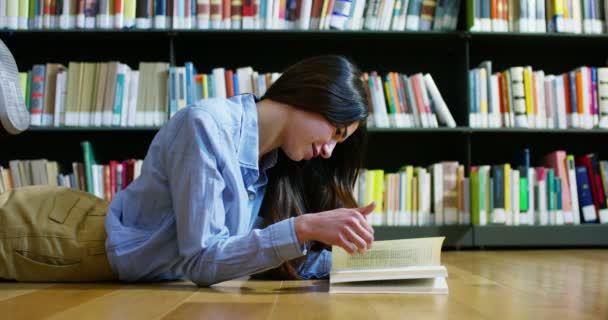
237, 94, 279, 185
237, 94, 261, 170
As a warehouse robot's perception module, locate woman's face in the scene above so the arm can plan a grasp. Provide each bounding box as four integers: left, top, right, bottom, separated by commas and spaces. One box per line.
282, 108, 359, 162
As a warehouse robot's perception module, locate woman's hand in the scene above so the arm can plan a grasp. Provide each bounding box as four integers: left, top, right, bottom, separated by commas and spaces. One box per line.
294, 202, 376, 254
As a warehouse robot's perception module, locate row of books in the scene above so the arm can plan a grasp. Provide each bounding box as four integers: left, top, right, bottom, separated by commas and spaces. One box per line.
365, 72, 456, 128
2, 146, 607, 226
469, 62, 608, 129
354, 149, 608, 226
0, 0, 461, 31
469, 0, 608, 34
20, 61, 283, 127
0, 142, 143, 201
19, 62, 455, 128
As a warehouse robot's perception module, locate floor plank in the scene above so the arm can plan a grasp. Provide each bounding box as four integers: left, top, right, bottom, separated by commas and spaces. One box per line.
0, 250, 606, 320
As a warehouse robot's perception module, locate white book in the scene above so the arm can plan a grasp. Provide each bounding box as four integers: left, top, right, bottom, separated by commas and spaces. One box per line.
432, 163, 443, 226
463, 177, 470, 225
537, 174, 548, 225
329, 0, 353, 30
578, 67, 589, 128
535, 71, 546, 128
490, 74, 501, 128
236, 67, 254, 94
597, 68, 608, 128
527, 0, 536, 32
6, 0, 19, 29
53, 71, 65, 127
544, 75, 555, 129
329, 237, 448, 294
420, 170, 431, 225
97, 0, 112, 29
510, 67, 528, 128
372, 74, 390, 128
127, 71, 139, 127
423, 73, 456, 128
526, 168, 535, 225
512, 170, 520, 226
212, 68, 227, 98
572, 0, 583, 34
0, 0, 5, 29
554, 76, 568, 129
535, 0, 546, 32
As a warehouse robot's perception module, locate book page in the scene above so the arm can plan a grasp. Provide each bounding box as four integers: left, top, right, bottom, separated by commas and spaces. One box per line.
331, 237, 445, 272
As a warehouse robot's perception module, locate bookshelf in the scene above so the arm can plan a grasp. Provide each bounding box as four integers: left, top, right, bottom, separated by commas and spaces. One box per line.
2, 12, 608, 249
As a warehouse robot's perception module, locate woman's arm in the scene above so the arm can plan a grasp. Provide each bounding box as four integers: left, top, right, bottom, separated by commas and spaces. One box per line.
165, 109, 307, 287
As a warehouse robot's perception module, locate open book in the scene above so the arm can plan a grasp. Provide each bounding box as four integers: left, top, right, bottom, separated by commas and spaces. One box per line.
329, 237, 448, 294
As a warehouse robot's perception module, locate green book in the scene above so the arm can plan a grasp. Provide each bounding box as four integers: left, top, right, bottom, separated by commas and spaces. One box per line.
547, 169, 555, 222
81, 141, 97, 194
471, 168, 480, 225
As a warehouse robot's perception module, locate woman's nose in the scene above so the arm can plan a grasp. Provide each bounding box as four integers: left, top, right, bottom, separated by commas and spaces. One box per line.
321, 142, 336, 159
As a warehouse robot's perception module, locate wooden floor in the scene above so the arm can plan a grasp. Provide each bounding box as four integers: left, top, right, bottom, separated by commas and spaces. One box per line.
1, 250, 607, 320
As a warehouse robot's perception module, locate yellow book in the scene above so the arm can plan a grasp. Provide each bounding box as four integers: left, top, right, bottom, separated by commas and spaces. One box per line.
374, 170, 385, 213
523, 67, 533, 122
504, 164, 511, 215
319, 0, 330, 28
561, 0, 568, 20
202, 74, 208, 99
479, 68, 488, 118
501, 71, 511, 114
124, 0, 136, 26
365, 170, 375, 211
18, 0, 29, 29
384, 81, 393, 114
405, 166, 413, 218
412, 175, 418, 225
19, 72, 27, 101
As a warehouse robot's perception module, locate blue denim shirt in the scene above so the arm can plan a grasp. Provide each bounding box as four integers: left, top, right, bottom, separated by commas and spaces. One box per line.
105, 94, 330, 286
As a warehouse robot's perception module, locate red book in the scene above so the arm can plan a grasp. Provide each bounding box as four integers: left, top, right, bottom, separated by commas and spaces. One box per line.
121, 160, 128, 190
563, 73, 571, 116
223, 0, 231, 23
110, 160, 118, 197
225, 70, 234, 97
498, 73, 506, 116
242, 0, 253, 20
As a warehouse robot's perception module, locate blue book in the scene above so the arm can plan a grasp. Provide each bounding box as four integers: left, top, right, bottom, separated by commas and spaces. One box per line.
168, 67, 178, 117
208, 74, 215, 98
185, 62, 196, 105
492, 166, 504, 219
112, 69, 126, 126
468, 70, 477, 125
555, 177, 563, 212
260, 0, 267, 23
233, 73, 239, 95
155, 0, 167, 17
576, 166, 598, 223
569, 71, 577, 122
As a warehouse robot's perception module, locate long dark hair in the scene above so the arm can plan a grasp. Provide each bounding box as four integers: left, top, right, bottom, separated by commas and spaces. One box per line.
252, 55, 370, 280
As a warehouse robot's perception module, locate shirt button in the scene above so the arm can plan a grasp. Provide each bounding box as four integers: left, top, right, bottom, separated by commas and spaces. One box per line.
249, 193, 255, 200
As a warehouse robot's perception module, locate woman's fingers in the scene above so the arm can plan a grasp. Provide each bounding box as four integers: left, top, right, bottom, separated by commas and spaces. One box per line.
344, 227, 367, 253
